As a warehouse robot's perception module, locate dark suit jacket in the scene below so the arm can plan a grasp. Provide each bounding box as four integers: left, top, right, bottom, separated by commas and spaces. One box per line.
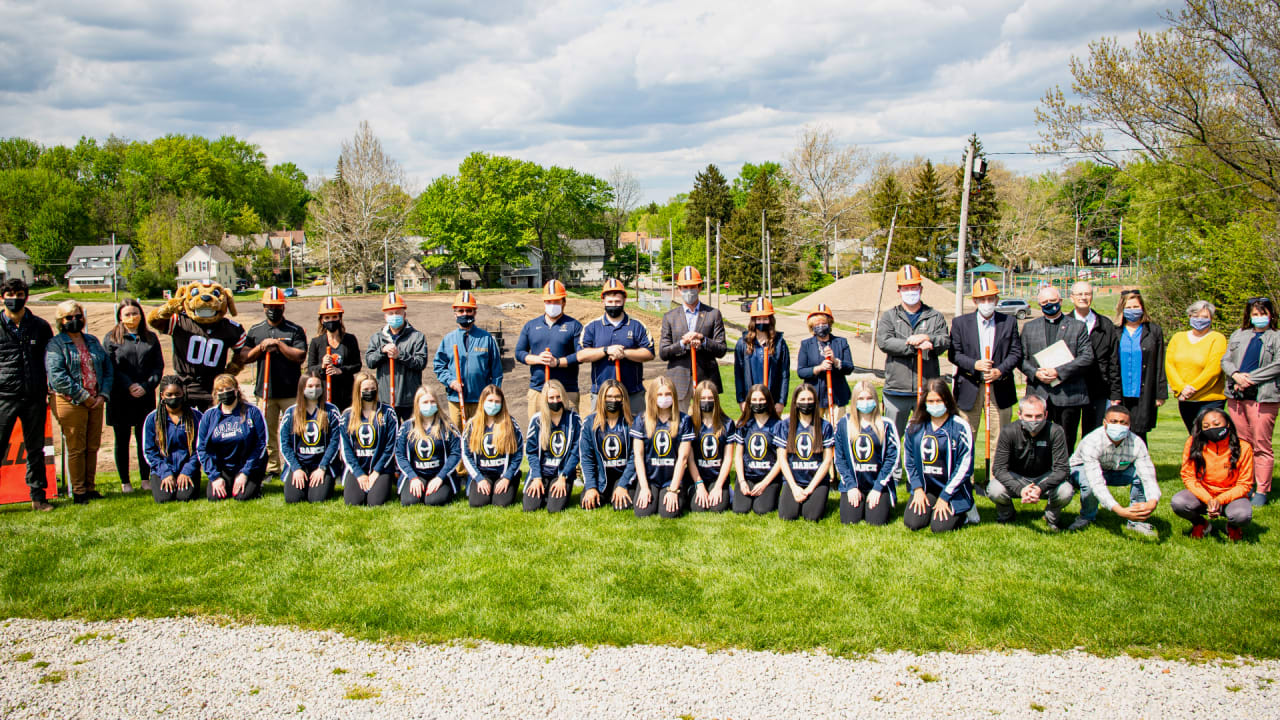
659, 302, 728, 399
1109, 320, 1168, 435
1077, 311, 1118, 402
1020, 314, 1095, 408
948, 311, 1022, 412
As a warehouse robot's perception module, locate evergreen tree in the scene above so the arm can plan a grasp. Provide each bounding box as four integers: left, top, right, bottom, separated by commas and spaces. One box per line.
721, 172, 790, 296
684, 164, 734, 236
900, 160, 949, 277
869, 172, 907, 267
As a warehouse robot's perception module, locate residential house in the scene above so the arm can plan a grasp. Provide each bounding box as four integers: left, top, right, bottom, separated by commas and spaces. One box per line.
176, 244, 237, 287
222, 230, 307, 272
563, 238, 607, 285
0, 244, 33, 284
619, 231, 663, 254
64, 244, 134, 291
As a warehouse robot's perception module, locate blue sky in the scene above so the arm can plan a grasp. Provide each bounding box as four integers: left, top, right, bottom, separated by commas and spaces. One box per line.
0, 0, 1174, 202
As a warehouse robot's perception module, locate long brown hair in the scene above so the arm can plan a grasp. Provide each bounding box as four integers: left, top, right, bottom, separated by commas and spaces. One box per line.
346, 371, 379, 433
736, 384, 780, 429
593, 379, 633, 432
908, 378, 959, 429
1115, 287, 1149, 325
291, 370, 329, 438
745, 314, 777, 360
467, 384, 518, 455
786, 383, 819, 454
535, 380, 569, 452
687, 379, 724, 429
153, 375, 197, 456
108, 298, 156, 345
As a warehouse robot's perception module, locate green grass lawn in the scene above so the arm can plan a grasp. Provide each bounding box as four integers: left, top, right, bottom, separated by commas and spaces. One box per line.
2, 368, 1278, 658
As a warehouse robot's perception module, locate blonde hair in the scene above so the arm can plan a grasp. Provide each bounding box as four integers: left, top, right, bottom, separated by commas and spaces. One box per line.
211, 374, 244, 413
851, 380, 885, 444
409, 386, 456, 442
593, 379, 633, 432
687, 379, 723, 429
347, 371, 379, 433
535, 380, 569, 452
467, 384, 518, 455
54, 300, 83, 322
291, 371, 329, 438
642, 376, 679, 438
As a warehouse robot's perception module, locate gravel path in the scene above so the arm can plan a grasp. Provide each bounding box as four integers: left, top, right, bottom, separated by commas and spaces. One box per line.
2, 617, 1277, 719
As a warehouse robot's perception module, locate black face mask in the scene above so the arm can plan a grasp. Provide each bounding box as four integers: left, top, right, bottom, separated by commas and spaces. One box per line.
264, 308, 283, 323
322, 320, 342, 333
796, 402, 816, 416
360, 390, 378, 402
162, 397, 184, 409
1204, 426, 1230, 443
604, 400, 622, 414
755, 323, 771, 333
547, 400, 564, 413
3, 297, 25, 313
456, 315, 475, 327
699, 400, 715, 413
217, 390, 238, 406
604, 305, 624, 319
750, 402, 770, 415
61, 317, 84, 333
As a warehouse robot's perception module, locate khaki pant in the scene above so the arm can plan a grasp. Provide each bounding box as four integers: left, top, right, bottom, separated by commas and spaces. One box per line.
259, 396, 295, 475
964, 400, 1012, 462
526, 389, 581, 419
449, 402, 478, 429
54, 394, 103, 495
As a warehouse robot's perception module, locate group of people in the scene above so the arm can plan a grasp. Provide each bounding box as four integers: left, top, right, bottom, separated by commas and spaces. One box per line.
0, 265, 1272, 540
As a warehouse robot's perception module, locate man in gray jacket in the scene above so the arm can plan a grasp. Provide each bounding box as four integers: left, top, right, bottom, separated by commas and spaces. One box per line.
365, 292, 429, 421
875, 264, 950, 437
1020, 285, 1095, 452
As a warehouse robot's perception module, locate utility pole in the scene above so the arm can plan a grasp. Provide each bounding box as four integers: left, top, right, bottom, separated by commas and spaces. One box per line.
870, 207, 898, 367
327, 235, 333, 293
383, 236, 389, 289
833, 225, 839, 280
1117, 217, 1124, 271
110, 232, 117, 302
668, 219, 674, 296
766, 231, 773, 298
715, 220, 721, 310
705, 216, 711, 297
954, 139, 975, 318
1073, 213, 1080, 276
760, 210, 767, 296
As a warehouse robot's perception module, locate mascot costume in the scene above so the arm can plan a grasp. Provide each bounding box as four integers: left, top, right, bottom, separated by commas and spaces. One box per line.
148, 281, 247, 410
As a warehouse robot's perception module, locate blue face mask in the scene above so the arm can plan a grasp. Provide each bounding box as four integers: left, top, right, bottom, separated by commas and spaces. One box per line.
484, 401, 503, 417
1123, 308, 1144, 323
926, 403, 947, 418
386, 314, 405, 330
1105, 423, 1129, 442
1189, 317, 1212, 331
855, 399, 878, 414
1252, 315, 1270, 330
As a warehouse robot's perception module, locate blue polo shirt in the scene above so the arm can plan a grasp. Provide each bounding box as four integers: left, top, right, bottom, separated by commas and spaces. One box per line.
514, 315, 583, 392
581, 313, 653, 394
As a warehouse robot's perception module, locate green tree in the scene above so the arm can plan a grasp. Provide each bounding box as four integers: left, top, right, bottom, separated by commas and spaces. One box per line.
951, 134, 1002, 263
0, 167, 92, 277
602, 244, 650, 285
721, 172, 790, 296
685, 164, 734, 237
731, 162, 783, 207
521, 164, 611, 284
0, 138, 41, 171
899, 160, 949, 277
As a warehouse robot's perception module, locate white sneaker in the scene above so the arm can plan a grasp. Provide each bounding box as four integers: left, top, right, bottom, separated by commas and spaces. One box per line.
966, 506, 980, 525
1126, 520, 1157, 537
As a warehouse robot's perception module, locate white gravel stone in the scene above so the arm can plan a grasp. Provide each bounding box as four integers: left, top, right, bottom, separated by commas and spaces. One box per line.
1, 617, 1277, 719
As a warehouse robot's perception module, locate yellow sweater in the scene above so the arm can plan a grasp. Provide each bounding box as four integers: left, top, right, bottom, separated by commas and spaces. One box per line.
1165, 330, 1227, 401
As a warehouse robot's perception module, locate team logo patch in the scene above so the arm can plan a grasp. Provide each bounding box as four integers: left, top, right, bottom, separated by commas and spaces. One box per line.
550, 430, 566, 457
796, 432, 814, 460
701, 434, 720, 460
357, 423, 376, 449
603, 434, 622, 460
303, 421, 321, 447
654, 430, 672, 457
922, 435, 939, 465
414, 437, 436, 462
748, 432, 769, 461
482, 434, 498, 459
855, 433, 874, 462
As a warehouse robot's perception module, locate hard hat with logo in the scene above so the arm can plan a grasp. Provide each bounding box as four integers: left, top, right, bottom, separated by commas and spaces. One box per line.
806, 302, 835, 322
262, 287, 287, 305
749, 297, 776, 317
541, 279, 567, 301
381, 291, 407, 311
675, 266, 703, 287
895, 264, 924, 287
600, 278, 627, 298
317, 297, 344, 316
971, 277, 1000, 298
452, 291, 478, 309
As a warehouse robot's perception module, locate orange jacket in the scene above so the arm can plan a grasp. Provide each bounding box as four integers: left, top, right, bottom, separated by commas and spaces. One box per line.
1180, 437, 1254, 505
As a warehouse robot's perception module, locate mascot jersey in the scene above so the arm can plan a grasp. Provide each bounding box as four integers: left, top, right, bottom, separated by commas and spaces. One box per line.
168, 314, 246, 404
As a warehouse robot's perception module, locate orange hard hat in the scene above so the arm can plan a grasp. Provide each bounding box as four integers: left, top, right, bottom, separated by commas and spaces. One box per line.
452, 291, 478, 309
381, 291, 407, 311
896, 265, 924, 287
748, 297, 775, 317
675, 266, 702, 287
600, 278, 627, 298
262, 287, 287, 305
806, 302, 835, 322
317, 297, 344, 315
541, 279, 567, 301
971, 277, 999, 298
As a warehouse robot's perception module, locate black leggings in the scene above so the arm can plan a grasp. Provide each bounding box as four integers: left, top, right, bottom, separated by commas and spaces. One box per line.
779, 481, 830, 522
632, 484, 686, 518
344, 470, 393, 506
732, 480, 781, 515
468, 472, 520, 507
149, 473, 200, 503
903, 492, 966, 533
206, 466, 264, 502
523, 475, 574, 513
839, 488, 894, 525
689, 483, 731, 513
283, 469, 335, 503
400, 475, 454, 506
113, 421, 148, 485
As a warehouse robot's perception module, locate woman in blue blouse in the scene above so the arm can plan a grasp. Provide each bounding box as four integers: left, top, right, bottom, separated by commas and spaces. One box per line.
833, 380, 900, 525
732, 384, 786, 515
142, 375, 202, 503
902, 378, 974, 533
395, 386, 461, 506
1111, 289, 1167, 443
342, 371, 400, 506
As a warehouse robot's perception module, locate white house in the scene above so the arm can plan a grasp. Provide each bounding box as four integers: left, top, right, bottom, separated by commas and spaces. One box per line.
0, 244, 33, 285
563, 238, 607, 285
176, 244, 237, 287
64, 245, 134, 291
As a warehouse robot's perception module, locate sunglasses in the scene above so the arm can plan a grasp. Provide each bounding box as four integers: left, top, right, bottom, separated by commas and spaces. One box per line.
1248, 296, 1272, 305
1119, 289, 1142, 297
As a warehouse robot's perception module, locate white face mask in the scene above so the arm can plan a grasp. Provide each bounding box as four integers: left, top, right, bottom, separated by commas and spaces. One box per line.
544, 303, 563, 318
656, 395, 674, 410
419, 402, 438, 418
303, 387, 323, 401
900, 290, 922, 306
977, 301, 996, 318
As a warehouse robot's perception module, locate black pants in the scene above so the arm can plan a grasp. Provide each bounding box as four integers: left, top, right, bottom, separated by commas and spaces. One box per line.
206, 466, 264, 501
1079, 394, 1109, 438
840, 488, 894, 525
400, 475, 454, 506
632, 484, 686, 518
903, 492, 966, 533
344, 470, 393, 506
1047, 402, 1083, 453
149, 472, 200, 503
394, 405, 413, 422
779, 481, 830, 522
0, 397, 48, 501
112, 420, 148, 485
1179, 399, 1226, 434
690, 483, 731, 513
732, 480, 782, 515
283, 469, 334, 503
468, 472, 520, 507
523, 475, 574, 513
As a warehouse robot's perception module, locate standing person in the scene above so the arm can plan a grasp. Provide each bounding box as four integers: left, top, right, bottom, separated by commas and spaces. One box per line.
146, 282, 246, 411
988, 394, 1073, 529
365, 291, 429, 421
1110, 289, 1167, 444
461, 385, 523, 508
734, 297, 789, 416
103, 298, 164, 494
1068, 404, 1161, 535
776, 384, 835, 522
797, 304, 854, 421
307, 297, 362, 411
578, 278, 654, 416
579, 379, 636, 510
902, 379, 975, 533
1166, 301, 1227, 434
341, 372, 400, 507
1067, 281, 1118, 439
143, 377, 202, 503
1221, 296, 1280, 506
1020, 284, 1095, 452
196, 373, 268, 502
46, 300, 113, 504
875, 265, 950, 438
732, 384, 786, 515
659, 266, 728, 409
523, 380, 582, 513
629, 375, 693, 518
948, 278, 1022, 466
1173, 407, 1254, 541
514, 279, 583, 413
243, 287, 307, 482
0, 278, 54, 511
833, 381, 901, 526
279, 372, 343, 504
688, 379, 737, 513
395, 386, 462, 507
433, 291, 503, 429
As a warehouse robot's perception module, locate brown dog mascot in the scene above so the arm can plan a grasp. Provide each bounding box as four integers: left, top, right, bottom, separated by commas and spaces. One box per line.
148, 281, 248, 410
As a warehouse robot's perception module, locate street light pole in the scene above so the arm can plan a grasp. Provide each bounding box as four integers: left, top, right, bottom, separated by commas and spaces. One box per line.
954, 139, 975, 318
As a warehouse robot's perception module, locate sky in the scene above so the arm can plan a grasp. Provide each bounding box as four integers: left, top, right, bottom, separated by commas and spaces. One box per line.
0, 0, 1175, 203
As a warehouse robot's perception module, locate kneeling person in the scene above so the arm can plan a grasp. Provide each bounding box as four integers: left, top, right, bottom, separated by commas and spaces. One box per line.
777, 384, 835, 522
280, 371, 343, 503
341, 372, 400, 506
1173, 407, 1254, 541
989, 394, 1072, 529
462, 385, 524, 507
524, 380, 582, 513
144, 376, 203, 503
396, 387, 462, 506
630, 376, 693, 518
197, 374, 268, 502
579, 379, 636, 510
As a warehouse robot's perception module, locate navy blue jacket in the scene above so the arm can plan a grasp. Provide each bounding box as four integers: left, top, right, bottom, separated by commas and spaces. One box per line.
514, 315, 583, 392
796, 335, 855, 409
580, 313, 653, 394
579, 414, 636, 492
460, 418, 524, 484
948, 311, 1022, 412
142, 408, 203, 482
833, 415, 900, 495
733, 331, 790, 405
526, 410, 582, 481
340, 404, 400, 476
394, 421, 462, 492
278, 403, 343, 474
196, 403, 268, 481
903, 415, 974, 513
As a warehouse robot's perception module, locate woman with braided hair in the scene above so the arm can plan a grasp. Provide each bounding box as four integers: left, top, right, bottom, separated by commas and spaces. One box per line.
142, 375, 203, 503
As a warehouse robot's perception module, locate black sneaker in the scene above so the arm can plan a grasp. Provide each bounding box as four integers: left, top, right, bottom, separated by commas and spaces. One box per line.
86, 490, 104, 500
996, 511, 1016, 524
72, 493, 89, 505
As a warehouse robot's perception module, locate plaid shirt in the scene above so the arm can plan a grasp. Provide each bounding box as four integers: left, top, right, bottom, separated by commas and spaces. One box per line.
1069, 425, 1160, 510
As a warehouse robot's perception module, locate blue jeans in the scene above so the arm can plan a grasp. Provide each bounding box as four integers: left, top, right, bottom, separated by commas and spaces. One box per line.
1074, 465, 1145, 522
